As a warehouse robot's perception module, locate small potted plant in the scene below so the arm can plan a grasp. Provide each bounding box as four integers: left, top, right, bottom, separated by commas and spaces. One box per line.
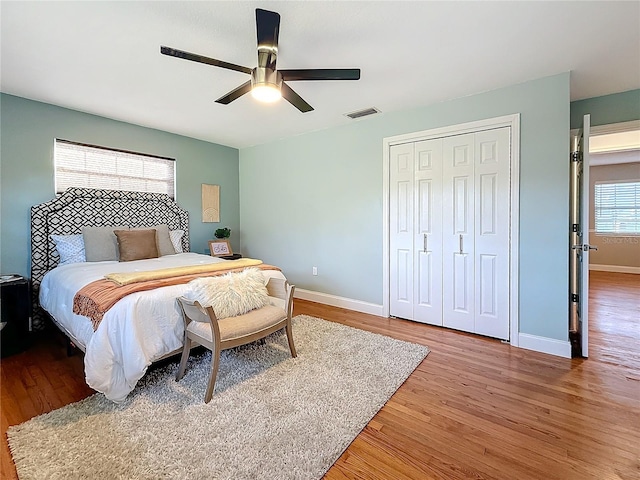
214, 227, 231, 239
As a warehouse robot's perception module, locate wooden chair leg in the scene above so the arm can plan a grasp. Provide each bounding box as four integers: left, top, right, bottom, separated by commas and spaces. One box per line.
204, 349, 221, 403
285, 321, 297, 358
176, 337, 192, 381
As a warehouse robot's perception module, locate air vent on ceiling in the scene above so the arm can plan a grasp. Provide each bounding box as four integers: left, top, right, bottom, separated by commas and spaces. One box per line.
345, 107, 381, 120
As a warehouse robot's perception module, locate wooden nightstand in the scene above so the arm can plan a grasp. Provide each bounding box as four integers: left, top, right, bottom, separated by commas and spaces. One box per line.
0, 275, 31, 357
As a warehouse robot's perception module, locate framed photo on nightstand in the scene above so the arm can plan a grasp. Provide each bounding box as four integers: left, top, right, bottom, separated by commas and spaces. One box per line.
208, 240, 232, 257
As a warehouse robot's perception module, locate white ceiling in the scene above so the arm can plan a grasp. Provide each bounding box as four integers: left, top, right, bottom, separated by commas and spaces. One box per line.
1, 1, 639, 149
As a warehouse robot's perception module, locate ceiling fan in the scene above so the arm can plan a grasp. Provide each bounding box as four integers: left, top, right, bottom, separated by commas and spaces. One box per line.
161, 8, 360, 113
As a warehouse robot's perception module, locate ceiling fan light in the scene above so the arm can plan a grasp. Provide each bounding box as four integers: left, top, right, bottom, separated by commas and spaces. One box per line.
251, 84, 282, 103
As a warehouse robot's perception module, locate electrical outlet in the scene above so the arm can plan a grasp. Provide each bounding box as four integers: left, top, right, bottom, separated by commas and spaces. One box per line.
312, 266, 318, 276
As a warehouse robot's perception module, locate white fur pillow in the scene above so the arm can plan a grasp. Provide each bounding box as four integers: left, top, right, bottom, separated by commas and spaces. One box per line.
185, 268, 268, 319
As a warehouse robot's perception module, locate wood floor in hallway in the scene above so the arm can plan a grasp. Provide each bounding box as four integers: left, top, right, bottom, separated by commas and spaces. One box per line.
2, 271, 638, 479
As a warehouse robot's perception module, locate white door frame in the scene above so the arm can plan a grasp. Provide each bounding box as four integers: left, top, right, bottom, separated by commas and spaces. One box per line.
382, 114, 521, 346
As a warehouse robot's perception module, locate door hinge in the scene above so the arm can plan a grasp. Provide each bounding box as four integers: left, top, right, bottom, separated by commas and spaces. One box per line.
571, 151, 583, 162
571, 293, 579, 303
572, 223, 579, 232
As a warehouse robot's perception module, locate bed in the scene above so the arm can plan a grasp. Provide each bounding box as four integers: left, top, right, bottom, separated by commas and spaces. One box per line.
31, 188, 286, 402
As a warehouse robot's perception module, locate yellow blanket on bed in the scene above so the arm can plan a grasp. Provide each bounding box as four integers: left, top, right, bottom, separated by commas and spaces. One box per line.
104, 258, 263, 286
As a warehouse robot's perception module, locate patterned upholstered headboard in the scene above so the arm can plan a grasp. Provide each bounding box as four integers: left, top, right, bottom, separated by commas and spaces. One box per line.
30, 188, 189, 327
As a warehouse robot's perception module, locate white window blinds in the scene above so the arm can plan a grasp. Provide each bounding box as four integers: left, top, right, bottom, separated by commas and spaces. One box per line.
594, 181, 640, 234
55, 139, 176, 198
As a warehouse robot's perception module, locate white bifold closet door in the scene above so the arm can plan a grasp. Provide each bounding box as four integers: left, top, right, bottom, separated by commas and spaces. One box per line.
389, 139, 443, 326
390, 127, 510, 340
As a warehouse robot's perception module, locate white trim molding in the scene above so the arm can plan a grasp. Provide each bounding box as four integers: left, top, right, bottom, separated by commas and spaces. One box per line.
590, 120, 640, 136
570, 119, 640, 138
294, 289, 385, 317
590, 264, 640, 274
518, 333, 572, 359
382, 114, 521, 347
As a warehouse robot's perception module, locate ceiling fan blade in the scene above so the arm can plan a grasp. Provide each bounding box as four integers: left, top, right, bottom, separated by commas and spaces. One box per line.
255, 9, 280, 70
161, 46, 252, 75
280, 69, 361, 81
281, 82, 314, 113
215, 81, 252, 105
256, 9, 280, 49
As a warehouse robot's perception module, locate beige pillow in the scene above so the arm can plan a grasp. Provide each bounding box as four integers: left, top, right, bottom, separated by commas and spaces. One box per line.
83, 226, 127, 262
114, 229, 159, 262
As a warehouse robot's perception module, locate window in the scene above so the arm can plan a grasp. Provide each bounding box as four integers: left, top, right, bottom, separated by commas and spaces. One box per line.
594, 181, 640, 234
55, 139, 176, 198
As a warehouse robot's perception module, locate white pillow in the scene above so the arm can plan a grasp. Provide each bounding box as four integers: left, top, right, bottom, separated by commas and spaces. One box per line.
169, 229, 184, 253
51, 234, 86, 265
186, 268, 268, 319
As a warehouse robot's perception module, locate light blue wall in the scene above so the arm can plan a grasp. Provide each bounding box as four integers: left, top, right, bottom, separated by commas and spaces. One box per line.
570, 89, 640, 128
240, 73, 571, 342
0, 93, 239, 277
1, 74, 575, 343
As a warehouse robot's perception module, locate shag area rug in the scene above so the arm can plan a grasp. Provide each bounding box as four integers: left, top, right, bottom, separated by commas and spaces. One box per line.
8, 315, 429, 480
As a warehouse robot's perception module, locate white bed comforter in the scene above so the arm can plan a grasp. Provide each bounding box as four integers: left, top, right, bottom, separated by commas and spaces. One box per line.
39, 253, 285, 402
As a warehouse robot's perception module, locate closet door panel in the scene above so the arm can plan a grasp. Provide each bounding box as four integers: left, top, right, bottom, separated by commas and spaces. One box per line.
453, 252, 472, 311
389, 143, 414, 320
443, 134, 475, 333
414, 140, 443, 325
474, 127, 510, 339
479, 254, 498, 316
396, 249, 412, 301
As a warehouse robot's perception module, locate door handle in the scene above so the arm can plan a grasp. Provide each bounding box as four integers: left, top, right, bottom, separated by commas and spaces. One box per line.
459, 234, 463, 254
423, 234, 428, 253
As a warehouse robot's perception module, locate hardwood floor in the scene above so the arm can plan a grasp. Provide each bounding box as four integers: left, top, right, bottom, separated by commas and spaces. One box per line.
2, 271, 639, 479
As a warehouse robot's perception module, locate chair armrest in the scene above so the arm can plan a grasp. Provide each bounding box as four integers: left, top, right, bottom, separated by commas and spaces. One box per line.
265, 278, 295, 319
177, 296, 217, 324
265, 278, 287, 300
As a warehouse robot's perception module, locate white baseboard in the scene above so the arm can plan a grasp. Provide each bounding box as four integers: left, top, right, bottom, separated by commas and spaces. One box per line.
589, 264, 640, 274
294, 288, 385, 317
518, 333, 572, 358
295, 290, 572, 359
